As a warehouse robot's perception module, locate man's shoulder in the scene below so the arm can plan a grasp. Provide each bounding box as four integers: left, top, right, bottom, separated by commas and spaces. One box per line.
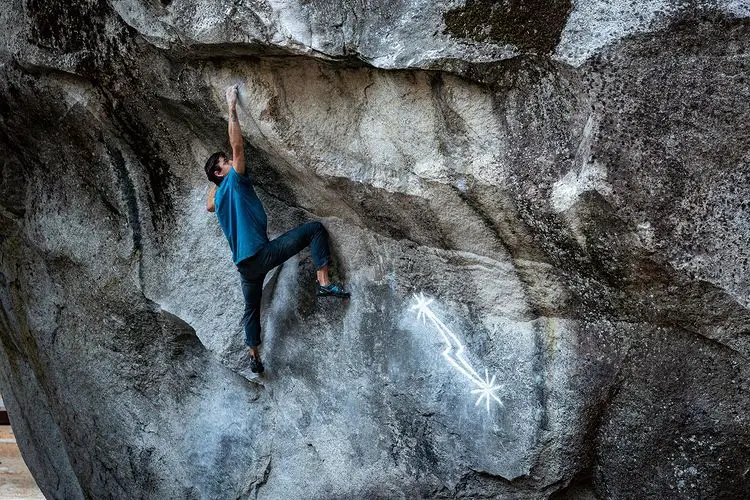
227, 166, 252, 182
220, 168, 244, 185
218, 172, 252, 198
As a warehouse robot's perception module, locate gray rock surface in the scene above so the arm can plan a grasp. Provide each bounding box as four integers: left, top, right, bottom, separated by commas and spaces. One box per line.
1, 0, 749, 498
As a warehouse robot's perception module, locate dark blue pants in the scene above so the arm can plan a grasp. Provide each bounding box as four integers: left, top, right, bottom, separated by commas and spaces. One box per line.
237, 221, 331, 347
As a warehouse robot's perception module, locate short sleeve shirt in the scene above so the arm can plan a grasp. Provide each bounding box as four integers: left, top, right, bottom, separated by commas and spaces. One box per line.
214, 168, 269, 265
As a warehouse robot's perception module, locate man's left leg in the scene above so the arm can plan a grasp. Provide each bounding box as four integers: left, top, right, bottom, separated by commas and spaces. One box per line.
260, 221, 349, 297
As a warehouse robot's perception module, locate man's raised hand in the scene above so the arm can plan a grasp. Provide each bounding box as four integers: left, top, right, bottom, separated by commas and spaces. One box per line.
226, 84, 238, 109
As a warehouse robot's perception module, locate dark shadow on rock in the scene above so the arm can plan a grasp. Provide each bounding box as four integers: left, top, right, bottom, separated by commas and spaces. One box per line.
593, 326, 750, 499
443, 0, 573, 54
325, 176, 453, 249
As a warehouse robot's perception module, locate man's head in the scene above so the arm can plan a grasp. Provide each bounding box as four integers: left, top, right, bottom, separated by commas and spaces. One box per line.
204, 151, 231, 185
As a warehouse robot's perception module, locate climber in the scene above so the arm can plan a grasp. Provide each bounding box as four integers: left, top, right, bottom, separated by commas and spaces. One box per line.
204, 85, 350, 375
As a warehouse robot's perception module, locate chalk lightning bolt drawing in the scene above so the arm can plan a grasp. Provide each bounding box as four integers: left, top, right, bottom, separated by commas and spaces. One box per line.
411, 293, 504, 413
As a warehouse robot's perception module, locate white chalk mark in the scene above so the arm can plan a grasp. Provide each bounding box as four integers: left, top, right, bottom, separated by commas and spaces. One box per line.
411, 293, 504, 413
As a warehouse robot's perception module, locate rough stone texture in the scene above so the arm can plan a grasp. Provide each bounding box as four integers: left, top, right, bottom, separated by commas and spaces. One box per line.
1, 0, 749, 498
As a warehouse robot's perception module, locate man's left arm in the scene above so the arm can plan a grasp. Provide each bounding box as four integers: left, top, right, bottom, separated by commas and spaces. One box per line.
206, 184, 216, 212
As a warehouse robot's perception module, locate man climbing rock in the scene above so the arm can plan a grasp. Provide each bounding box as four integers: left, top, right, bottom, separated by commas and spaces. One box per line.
205, 85, 350, 374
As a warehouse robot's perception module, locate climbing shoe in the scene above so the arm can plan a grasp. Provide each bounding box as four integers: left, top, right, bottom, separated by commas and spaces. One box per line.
317, 282, 350, 298
249, 355, 264, 374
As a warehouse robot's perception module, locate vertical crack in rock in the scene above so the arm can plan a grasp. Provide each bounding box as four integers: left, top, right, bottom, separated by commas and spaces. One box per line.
103, 97, 176, 235
108, 145, 143, 257
244, 455, 271, 500
0, 272, 22, 359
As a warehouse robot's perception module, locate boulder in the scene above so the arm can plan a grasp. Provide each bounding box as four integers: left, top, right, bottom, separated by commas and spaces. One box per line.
0, 1, 748, 498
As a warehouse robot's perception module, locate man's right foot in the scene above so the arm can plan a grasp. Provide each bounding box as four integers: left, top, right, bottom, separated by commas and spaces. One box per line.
317, 282, 351, 298
249, 355, 264, 374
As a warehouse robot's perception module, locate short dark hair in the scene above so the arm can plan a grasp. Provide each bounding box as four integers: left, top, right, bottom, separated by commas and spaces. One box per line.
204, 151, 226, 185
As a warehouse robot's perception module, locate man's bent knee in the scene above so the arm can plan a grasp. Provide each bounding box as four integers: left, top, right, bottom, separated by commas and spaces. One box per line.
307, 220, 324, 233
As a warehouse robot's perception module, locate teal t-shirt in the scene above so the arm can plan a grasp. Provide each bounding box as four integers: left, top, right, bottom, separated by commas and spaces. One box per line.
214, 168, 269, 265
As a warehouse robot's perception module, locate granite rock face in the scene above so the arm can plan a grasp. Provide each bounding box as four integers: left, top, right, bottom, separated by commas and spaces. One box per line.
1, 1, 749, 498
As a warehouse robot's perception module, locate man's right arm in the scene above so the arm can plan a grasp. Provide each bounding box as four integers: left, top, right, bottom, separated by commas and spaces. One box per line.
226, 85, 246, 176
206, 184, 216, 212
